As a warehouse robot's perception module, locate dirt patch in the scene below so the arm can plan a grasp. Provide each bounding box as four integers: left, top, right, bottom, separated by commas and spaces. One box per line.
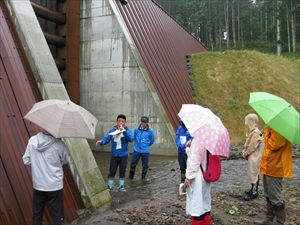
69, 145, 300, 225
70, 183, 300, 225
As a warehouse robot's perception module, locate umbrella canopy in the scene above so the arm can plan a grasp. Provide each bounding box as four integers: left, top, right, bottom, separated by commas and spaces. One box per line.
249, 92, 300, 145
24, 99, 98, 139
178, 104, 230, 157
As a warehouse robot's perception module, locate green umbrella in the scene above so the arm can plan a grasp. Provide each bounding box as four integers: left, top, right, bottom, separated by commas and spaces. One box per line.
249, 92, 300, 145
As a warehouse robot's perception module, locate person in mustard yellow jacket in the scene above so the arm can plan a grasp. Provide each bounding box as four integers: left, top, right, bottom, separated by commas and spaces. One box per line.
254, 127, 292, 225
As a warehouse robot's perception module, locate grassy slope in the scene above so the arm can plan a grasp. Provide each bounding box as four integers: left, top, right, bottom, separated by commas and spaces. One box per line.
190, 50, 300, 144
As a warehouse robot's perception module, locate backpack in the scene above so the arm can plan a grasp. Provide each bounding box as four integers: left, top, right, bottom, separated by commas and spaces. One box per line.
200, 150, 222, 182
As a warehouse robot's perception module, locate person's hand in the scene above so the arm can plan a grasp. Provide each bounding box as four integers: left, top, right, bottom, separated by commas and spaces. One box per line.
184, 178, 191, 188
186, 140, 192, 148
95, 140, 102, 146
242, 153, 248, 160
119, 124, 124, 131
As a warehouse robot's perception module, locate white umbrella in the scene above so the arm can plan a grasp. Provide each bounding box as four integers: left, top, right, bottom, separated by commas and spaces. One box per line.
24, 99, 98, 139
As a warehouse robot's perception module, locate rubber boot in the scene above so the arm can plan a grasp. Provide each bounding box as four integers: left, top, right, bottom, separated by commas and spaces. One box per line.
118, 179, 126, 192
181, 173, 186, 183
190, 217, 204, 225
246, 178, 259, 194
244, 180, 259, 201
141, 168, 148, 179
129, 168, 135, 179
273, 203, 286, 225
107, 179, 114, 191
254, 198, 275, 225
245, 184, 253, 195
203, 214, 211, 225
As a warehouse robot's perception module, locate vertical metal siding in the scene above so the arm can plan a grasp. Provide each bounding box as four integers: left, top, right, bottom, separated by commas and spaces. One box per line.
0, 2, 84, 224
115, 0, 207, 129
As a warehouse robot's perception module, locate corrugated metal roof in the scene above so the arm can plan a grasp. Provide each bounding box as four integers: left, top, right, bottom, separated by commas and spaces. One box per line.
0, 2, 84, 224
114, 0, 207, 129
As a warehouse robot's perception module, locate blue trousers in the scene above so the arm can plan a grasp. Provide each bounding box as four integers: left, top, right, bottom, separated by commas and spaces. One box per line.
130, 151, 149, 169
32, 188, 64, 225
108, 155, 128, 179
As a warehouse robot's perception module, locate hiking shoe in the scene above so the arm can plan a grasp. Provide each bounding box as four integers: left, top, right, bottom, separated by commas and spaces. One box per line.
118, 186, 126, 192
244, 193, 258, 201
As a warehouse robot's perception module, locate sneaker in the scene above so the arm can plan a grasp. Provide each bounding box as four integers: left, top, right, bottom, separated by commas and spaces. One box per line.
118, 185, 126, 192
244, 193, 258, 201
107, 186, 112, 192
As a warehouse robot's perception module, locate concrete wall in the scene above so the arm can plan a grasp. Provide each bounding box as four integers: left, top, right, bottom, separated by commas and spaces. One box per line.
80, 0, 177, 156
4, 0, 111, 209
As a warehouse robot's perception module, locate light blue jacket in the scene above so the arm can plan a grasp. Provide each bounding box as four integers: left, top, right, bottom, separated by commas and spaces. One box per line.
101, 126, 134, 157
133, 125, 155, 153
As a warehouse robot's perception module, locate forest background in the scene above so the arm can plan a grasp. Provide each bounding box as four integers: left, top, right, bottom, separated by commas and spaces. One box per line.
155, 0, 300, 57
154, 0, 299, 144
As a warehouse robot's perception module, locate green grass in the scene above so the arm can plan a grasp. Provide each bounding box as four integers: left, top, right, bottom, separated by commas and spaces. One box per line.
190, 50, 300, 144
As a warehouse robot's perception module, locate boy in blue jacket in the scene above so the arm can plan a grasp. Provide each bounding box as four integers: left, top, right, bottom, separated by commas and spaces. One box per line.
176, 119, 193, 183
129, 116, 155, 179
96, 114, 134, 192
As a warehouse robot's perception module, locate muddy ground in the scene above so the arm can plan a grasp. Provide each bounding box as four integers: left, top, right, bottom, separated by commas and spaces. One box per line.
68, 146, 300, 225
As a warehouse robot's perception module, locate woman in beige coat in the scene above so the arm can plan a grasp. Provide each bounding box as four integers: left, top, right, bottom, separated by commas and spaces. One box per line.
242, 114, 264, 201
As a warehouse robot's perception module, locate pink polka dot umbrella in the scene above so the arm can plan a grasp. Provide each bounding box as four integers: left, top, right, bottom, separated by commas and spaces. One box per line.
178, 104, 230, 157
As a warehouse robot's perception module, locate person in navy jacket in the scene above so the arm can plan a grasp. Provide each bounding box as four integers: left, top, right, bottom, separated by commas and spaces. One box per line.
129, 116, 155, 179
96, 114, 134, 192
176, 119, 193, 183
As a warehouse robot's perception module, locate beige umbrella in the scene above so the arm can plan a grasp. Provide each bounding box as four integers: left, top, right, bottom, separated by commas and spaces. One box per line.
24, 99, 98, 139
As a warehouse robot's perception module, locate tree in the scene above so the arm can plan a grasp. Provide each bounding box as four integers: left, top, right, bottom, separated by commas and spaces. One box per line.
232, 0, 237, 48
277, 0, 282, 56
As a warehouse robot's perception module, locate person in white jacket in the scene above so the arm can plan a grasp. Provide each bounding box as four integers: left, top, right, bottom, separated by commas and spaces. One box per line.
23, 131, 69, 225
184, 141, 211, 225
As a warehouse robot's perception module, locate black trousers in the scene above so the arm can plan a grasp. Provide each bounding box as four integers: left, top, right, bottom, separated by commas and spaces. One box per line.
32, 189, 64, 225
178, 153, 187, 172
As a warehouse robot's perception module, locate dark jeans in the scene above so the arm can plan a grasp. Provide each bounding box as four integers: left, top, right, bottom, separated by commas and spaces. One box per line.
32, 189, 64, 225
130, 151, 149, 169
178, 153, 187, 172
108, 155, 128, 179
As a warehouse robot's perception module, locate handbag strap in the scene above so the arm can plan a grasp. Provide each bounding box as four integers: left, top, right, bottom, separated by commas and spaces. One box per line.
200, 150, 209, 173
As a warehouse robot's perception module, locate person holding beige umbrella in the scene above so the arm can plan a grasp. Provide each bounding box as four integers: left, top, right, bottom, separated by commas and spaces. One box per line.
23, 99, 99, 225
23, 131, 69, 225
